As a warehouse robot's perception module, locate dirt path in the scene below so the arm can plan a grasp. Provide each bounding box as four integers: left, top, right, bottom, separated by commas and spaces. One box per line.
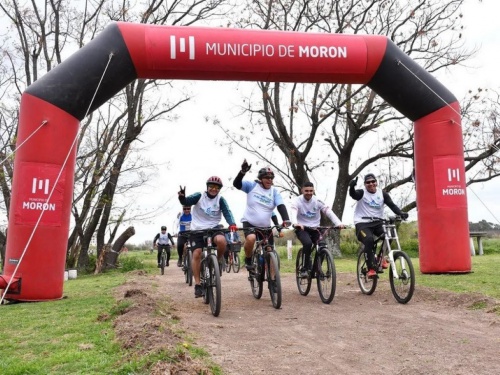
115, 266, 500, 375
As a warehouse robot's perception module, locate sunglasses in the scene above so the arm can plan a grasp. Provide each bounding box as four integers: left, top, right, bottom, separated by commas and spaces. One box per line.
183, 208, 191, 211
262, 176, 274, 180
207, 184, 221, 190
365, 180, 377, 185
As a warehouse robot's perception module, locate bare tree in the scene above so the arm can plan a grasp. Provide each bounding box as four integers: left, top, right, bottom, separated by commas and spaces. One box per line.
217, 0, 497, 225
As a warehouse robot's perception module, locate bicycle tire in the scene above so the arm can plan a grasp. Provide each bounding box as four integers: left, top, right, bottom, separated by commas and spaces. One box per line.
295, 248, 311, 296
233, 252, 240, 273
160, 251, 166, 275
225, 255, 231, 273
207, 254, 222, 317
316, 248, 336, 304
267, 251, 282, 309
186, 251, 193, 286
389, 251, 415, 304
201, 260, 209, 305
357, 250, 377, 295
250, 251, 263, 299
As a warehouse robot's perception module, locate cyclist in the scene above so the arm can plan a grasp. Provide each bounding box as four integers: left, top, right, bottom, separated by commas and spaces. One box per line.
291, 181, 345, 277
349, 173, 409, 278
176, 205, 192, 267
223, 230, 241, 263
233, 160, 291, 271
153, 226, 175, 268
178, 176, 237, 298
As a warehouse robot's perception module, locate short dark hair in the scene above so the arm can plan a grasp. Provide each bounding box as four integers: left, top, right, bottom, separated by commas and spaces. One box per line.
302, 181, 314, 188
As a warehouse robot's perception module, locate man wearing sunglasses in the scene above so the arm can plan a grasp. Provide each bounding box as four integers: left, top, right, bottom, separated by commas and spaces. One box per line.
178, 176, 237, 298
176, 206, 192, 267
349, 173, 409, 278
233, 160, 291, 271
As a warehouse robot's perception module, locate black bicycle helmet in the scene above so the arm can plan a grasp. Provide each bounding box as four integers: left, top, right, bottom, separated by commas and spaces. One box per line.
206, 176, 223, 187
257, 167, 274, 180
161, 226, 166, 230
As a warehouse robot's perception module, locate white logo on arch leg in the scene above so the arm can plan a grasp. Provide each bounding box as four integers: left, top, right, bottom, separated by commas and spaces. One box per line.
447, 168, 460, 182
170, 35, 195, 60
32, 178, 49, 195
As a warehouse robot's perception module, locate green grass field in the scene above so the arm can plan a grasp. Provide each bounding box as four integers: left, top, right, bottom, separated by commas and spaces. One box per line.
0, 246, 498, 374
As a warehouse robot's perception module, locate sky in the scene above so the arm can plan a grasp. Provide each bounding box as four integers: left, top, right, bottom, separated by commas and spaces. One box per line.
121, 0, 500, 244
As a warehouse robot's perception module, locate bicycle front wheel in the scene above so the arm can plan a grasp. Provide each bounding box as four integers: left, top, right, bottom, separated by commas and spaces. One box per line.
295, 249, 311, 296
357, 250, 377, 295
267, 251, 282, 309
233, 252, 240, 273
207, 254, 222, 316
160, 252, 166, 275
316, 248, 336, 304
249, 251, 263, 299
389, 251, 415, 304
225, 255, 231, 273
185, 251, 193, 286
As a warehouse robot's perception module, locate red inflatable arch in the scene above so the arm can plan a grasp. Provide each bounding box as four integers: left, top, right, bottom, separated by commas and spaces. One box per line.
1, 23, 470, 301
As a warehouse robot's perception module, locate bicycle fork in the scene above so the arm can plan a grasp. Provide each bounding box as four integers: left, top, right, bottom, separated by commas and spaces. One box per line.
383, 225, 407, 280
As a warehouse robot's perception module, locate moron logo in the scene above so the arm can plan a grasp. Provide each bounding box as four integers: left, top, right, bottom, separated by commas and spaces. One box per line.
169, 35, 195, 60
23, 178, 56, 211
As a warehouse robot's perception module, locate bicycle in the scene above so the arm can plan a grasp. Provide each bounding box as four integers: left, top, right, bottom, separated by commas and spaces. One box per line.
224, 233, 241, 273
295, 226, 337, 304
356, 216, 415, 304
246, 225, 283, 309
158, 244, 171, 275
181, 228, 224, 317
181, 238, 193, 286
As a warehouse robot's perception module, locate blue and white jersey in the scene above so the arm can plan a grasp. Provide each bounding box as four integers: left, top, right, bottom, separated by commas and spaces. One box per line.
353, 187, 384, 224
291, 195, 341, 227
178, 213, 192, 231
240, 181, 284, 227
183, 192, 235, 230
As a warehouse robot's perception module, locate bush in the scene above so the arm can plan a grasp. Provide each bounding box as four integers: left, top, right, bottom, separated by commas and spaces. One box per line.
120, 256, 145, 272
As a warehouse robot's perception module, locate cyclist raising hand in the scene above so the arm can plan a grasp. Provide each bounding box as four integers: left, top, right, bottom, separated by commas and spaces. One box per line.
233, 160, 291, 271
178, 178, 237, 298
349, 173, 408, 278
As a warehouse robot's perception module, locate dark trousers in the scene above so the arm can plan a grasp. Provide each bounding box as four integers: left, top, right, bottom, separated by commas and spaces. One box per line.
177, 236, 187, 259
295, 228, 320, 269
355, 223, 384, 270
157, 244, 171, 264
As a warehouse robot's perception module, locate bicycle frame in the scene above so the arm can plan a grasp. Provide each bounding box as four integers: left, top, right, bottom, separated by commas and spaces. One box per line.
376, 219, 407, 280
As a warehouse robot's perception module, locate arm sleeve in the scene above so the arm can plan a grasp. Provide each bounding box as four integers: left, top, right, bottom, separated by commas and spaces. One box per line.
168, 233, 175, 245
220, 196, 236, 225
290, 200, 299, 224
233, 172, 245, 189
153, 233, 159, 244
271, 212, 279, 226
180, 192, 201, 206
323, 207, 342, 226
349, 186, 364, 200
383, 192, 404, 215
277, 204, 290, 222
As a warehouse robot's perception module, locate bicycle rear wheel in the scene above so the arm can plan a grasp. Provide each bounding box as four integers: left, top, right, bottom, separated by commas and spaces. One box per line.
206, 254, 222, 316
233, 252, 240, 273
225, 255, 231, 273
316, 248, 336, 304
295, 248, 311, 296
267, 251, 282, 309
249, 251, 263, 299
389, 251, 415, 304
357, 250, 377, 295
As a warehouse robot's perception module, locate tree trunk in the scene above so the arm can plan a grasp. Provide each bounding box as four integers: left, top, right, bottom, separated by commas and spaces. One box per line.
97, 226, 135, 272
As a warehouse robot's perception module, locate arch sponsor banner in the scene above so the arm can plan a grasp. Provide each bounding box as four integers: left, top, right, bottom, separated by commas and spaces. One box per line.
433, 156, 467, 208
14, 162, 66, 226
144, 27, 367, 74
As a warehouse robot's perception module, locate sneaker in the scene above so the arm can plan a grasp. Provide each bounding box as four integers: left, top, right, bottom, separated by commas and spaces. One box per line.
367, 269, 377, 278
300, 268, 309, 278
177, 259, 182, 267
157, 263, 161, 268
166, 260, 169, 267
381, 258, 389, 269
245, 257, 255, 271
194, 284, 204, 298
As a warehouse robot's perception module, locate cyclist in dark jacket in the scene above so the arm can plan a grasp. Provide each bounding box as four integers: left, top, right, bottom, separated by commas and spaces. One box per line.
349, 173, 408, 278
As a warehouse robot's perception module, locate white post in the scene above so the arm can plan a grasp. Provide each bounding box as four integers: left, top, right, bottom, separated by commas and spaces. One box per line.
469, 237, 475, 256
287, 240, 293, 260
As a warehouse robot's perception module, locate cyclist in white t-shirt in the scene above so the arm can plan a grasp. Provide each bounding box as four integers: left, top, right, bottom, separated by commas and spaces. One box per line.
233, 160, 291, 271
291, 181, 345, 277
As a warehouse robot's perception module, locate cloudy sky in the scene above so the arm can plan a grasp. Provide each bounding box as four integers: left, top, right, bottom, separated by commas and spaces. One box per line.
128, 0, 500, 244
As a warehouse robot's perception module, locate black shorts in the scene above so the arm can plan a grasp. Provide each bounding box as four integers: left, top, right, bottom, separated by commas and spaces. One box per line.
242, 221, 274, 246
188, 230, 224, 250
